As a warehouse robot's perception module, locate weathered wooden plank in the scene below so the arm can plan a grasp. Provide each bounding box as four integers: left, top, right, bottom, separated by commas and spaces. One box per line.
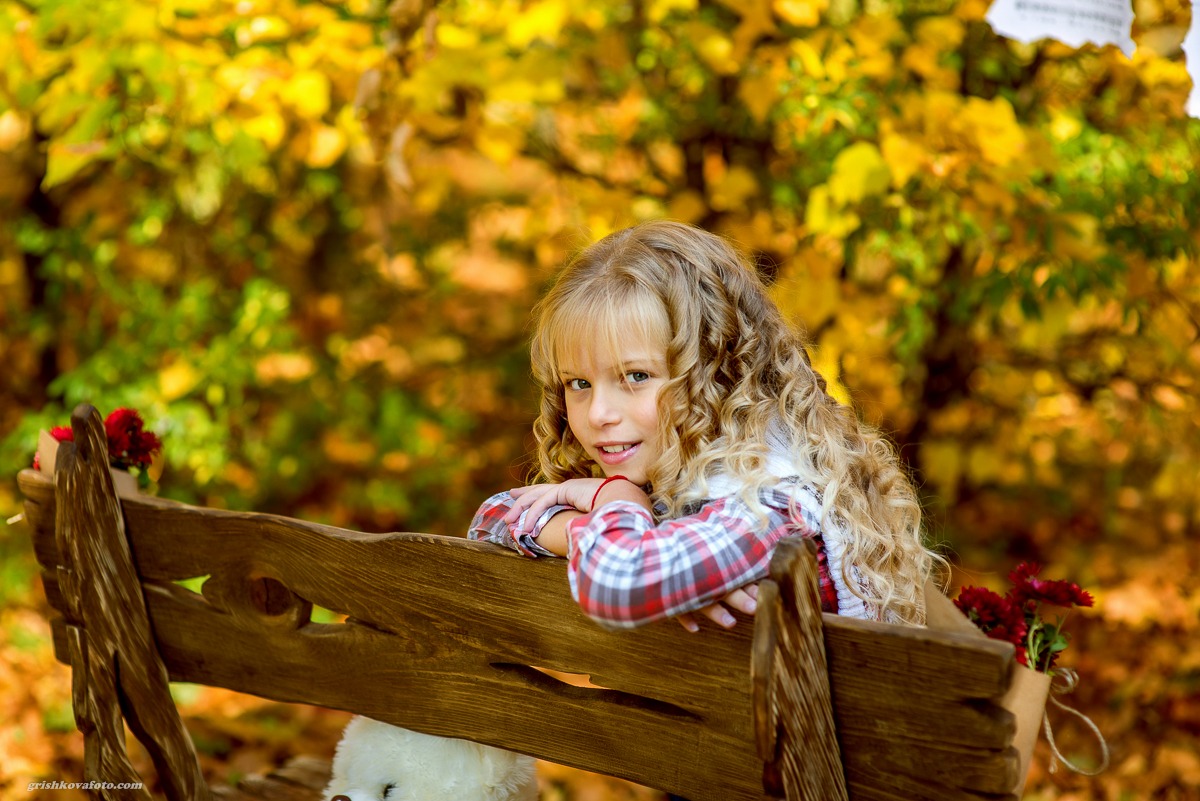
842, 740, 1018, 797
111, 494, 1014, 699
845, 755, 1019, 801
211, 756, 331, 801
52, 406, 209, 801
830, 670, 1014, 749
267, 756, 332, 791
824, 616, 1013, 699
141, 581, 765, 801
760, 538, 848, 801
119, 499, 756, 719
18, 468, 59, 569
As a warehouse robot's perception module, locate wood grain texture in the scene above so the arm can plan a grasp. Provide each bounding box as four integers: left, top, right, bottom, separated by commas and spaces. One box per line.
18, 443, 1023, 801
210, 756, 331, 801
764, 538, 848, 801
51, 405, 210, 801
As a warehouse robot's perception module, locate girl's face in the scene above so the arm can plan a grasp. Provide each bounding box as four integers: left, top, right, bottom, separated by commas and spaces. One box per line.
559, 341, 668, 486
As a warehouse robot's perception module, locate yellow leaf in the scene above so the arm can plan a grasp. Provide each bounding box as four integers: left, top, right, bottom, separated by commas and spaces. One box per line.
828, 141, 890, 204
1049, 110, 1082, 142
915, 16, 964, 50
803, 184, 861, 237
773, 270, 840, 331
689, 24, 737, 74
809, 345, 849, 405
647, 0, 697, 21
306, 124, 346, 168
244, 111, 286, 149
451, 249, 528, 294
1055, 212, 1105, 261
667, 190, 708, 224
880, 133, 925, 188
739, 70, 778, 124
970, 181, 1017, 215
920, 440, 963, 502
961, 97, 1025, 166
436, 24, 479, 49
256, 353, 315, 383
708, 164, 759, 211
476, 123, 526, 165
322, 431, 376, 466
43, 141, 109, 189
235, 15, 290, 47
282, 71, 330, 119
773, 0, 825, 27
506, 0, 568, 48
790, 39, 824, 77
967, 445, 1002, 485
160, 360, 200, 401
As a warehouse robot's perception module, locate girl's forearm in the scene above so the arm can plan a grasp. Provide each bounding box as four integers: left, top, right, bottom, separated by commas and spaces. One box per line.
537, 481, 652, 556
534, 510, 583, 556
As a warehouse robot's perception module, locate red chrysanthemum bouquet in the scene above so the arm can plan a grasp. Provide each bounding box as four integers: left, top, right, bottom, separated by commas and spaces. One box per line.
34, 407, 163, 489
954, 562, 1094, 674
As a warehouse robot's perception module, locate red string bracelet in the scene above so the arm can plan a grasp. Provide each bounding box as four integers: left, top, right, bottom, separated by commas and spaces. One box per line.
590, 475, 630, 510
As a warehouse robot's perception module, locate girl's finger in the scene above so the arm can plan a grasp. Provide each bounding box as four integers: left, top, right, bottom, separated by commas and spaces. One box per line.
699, 603, 737, 629
519, 489, 563, 532
724, 588, 758, 615
502, 491, 534, 523
675, 613, 700, 633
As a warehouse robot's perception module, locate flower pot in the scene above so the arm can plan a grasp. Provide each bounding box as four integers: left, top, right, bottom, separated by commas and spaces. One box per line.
110, 468, 139, 498
999, 664, 1052, 797
37, 429, 139, 497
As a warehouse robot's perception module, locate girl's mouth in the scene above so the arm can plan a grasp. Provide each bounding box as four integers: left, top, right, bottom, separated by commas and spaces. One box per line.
596, 442, 639, 465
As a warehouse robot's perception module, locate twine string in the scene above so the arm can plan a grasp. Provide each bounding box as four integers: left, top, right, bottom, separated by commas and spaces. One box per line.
1042, 668, 1110, 776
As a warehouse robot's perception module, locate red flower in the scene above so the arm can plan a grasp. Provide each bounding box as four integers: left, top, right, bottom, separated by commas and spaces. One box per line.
104, 408, 162, 470
33, 426, 75, 470
33, 409, 162, 473
954, 586, 1028, 650
1008, 561, 1094, 609
956, 562, 1095, 673
104, 408, 138, 455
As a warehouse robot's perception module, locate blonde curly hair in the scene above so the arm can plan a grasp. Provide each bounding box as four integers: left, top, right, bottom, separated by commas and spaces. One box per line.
530, 221, 940, 624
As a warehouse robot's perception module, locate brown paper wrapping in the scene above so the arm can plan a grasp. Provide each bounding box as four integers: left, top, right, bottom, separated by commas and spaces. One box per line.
924, 581, 1050, 797
38, 429, 139, 498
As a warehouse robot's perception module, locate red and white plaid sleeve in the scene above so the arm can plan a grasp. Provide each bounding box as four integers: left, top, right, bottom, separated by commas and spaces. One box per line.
565, 485, 839, 630
468, 490, 574, 557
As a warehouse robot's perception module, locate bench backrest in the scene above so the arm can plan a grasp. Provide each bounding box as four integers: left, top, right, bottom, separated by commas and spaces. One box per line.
18, 406, 1022, 801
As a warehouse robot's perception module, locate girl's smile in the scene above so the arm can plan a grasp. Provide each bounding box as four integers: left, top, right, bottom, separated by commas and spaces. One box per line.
560, 345, 668, 486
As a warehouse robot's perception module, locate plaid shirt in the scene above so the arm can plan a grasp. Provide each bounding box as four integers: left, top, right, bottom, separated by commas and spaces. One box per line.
469, 479, 840, 629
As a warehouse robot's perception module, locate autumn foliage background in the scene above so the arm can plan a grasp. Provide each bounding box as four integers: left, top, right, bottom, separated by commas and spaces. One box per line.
2, 0, 1199, 798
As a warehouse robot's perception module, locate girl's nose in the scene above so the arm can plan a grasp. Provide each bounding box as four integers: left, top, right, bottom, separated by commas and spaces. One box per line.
588, 388, 621, 427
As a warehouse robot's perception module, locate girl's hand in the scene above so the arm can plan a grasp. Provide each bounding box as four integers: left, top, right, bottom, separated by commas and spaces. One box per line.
504, 479, 603, 532
675, 584, 759, 633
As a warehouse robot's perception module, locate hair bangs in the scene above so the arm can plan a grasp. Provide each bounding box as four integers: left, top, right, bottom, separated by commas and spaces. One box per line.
541, 278, 669, 382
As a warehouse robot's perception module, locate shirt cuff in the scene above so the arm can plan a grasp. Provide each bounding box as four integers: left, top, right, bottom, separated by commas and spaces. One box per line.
511, 503, 574, 557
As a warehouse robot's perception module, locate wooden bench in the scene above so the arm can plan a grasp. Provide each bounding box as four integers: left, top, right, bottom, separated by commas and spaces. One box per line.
17, 405, 1025, 801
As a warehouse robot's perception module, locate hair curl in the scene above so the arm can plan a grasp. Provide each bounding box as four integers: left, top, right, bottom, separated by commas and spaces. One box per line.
530, 221, 942, 624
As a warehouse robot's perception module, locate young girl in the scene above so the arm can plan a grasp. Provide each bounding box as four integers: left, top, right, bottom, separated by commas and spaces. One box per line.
469, 220, 940, 631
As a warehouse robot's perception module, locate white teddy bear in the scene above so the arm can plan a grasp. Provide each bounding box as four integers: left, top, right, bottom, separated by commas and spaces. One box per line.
325, 716, 539, 801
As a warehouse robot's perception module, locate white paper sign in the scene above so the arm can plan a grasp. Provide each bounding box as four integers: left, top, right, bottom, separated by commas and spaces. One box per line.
1185, 16, 1200, 118
986, 0, 1135, 58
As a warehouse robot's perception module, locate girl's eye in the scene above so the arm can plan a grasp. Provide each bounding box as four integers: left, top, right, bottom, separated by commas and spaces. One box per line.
565, 378, 590, 391
625, 371, 650, 384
